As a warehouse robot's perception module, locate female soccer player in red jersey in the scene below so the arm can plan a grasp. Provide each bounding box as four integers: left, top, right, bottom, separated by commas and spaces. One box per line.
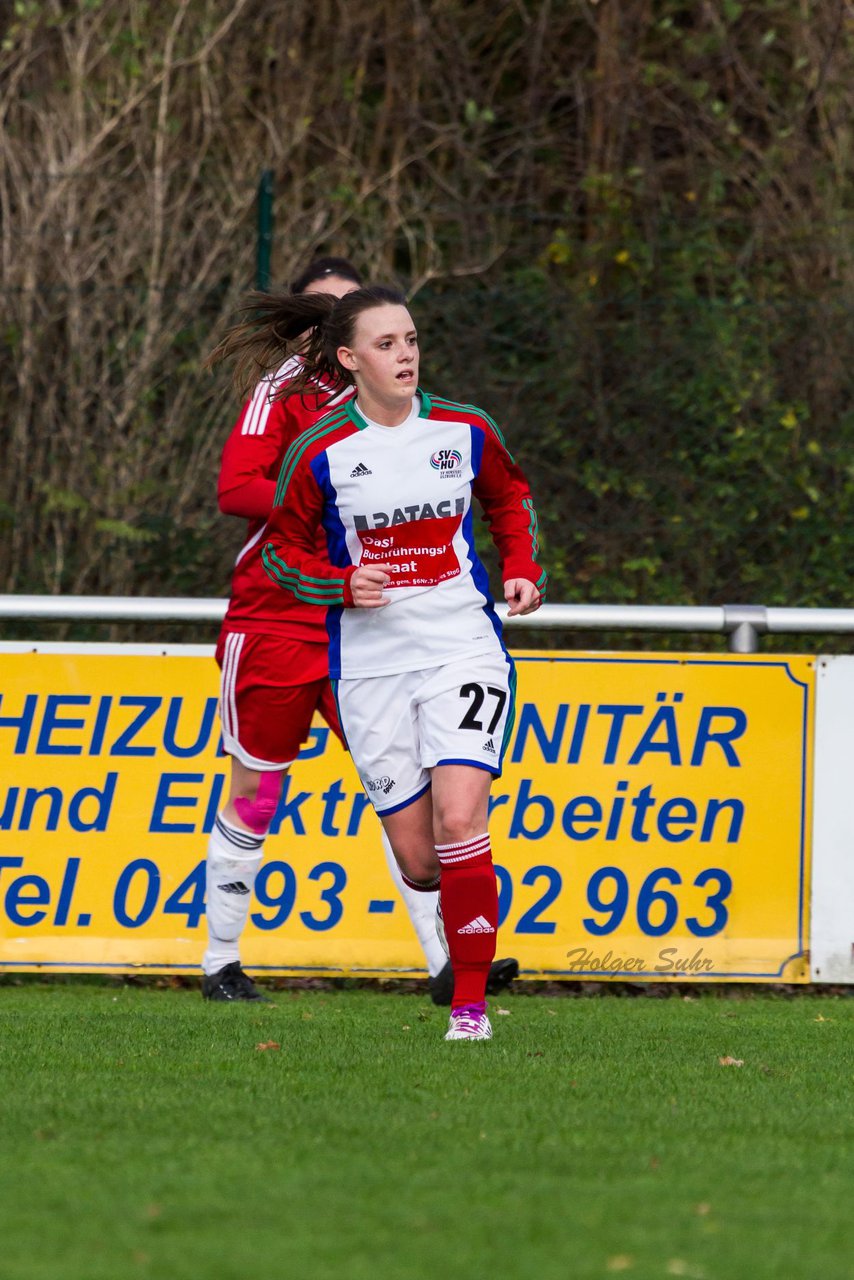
203, 259, 518, 1006
210, 284, 544, 1039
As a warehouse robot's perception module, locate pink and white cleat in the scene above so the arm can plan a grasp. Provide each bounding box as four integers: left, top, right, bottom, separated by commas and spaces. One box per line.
444, 1002, 493, 1041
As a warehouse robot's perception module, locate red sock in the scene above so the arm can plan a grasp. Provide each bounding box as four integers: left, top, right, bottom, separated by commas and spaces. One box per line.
436, 833, 497, 1009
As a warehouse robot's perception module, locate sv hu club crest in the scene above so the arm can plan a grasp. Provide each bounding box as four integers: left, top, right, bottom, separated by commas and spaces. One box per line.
430, 448, 463, 474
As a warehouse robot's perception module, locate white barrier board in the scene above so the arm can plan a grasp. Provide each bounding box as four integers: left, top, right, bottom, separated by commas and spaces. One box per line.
811, 655, 854, 981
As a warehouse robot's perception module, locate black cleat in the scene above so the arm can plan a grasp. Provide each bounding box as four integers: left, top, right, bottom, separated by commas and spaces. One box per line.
201, 962, 272, 1003
429, 961, 454, 1006
486, 956, 520, 995
429, 957, 520, 1006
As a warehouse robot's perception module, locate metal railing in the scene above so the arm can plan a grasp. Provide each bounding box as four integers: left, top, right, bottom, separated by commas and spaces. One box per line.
2, 596, 854, 652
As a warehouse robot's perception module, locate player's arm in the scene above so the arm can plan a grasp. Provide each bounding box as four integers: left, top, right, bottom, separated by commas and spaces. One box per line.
261, 451, 362, 608
472, 421, 547, 615
217, 382, 290, 520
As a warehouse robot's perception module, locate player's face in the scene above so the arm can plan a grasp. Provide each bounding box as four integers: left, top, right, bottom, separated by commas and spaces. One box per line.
304, 274, 360, 300
338, 303, 419, 417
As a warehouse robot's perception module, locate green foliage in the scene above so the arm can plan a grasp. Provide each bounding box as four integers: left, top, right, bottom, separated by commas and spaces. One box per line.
1, 0, 853, 641
420, 105, 854, 624
93, 518, 158, 544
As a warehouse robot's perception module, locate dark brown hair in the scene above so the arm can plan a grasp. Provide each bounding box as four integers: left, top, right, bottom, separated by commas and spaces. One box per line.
206, 284, 407, 402
290, 255, 362, 295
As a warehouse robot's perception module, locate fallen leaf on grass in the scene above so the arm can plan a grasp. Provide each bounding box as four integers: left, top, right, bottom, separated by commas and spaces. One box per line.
255, 1041, 280, 1052
667, 1261, 705, 1278
401, 1025, 411, 1031
814, 1014, 833, 1023
496, 1007, 511, 1015
694, 1202, 712, 1217
606, 1255, 634, 1271
718, 1055, 744, 1067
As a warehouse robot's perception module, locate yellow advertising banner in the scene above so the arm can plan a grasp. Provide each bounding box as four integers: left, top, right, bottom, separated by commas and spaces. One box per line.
0, 647, 813, 981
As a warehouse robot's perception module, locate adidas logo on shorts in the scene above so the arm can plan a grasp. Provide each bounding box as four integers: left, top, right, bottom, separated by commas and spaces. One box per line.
458, 915, 495, 934
482, 738, 496, 754
350, 462, 372, 477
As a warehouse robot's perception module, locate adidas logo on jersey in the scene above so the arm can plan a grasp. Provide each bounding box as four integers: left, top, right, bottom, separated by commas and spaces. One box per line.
458, 915, 495, 935
217, 881, 250, 895
482, 738, 496, 754
350, 462, 372, 477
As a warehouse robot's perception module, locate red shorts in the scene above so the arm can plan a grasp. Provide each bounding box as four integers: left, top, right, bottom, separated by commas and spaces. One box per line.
215, 629, 343, 770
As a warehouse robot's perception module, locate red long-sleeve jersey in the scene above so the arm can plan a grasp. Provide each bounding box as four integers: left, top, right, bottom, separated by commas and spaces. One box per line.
219, 357, 353, 640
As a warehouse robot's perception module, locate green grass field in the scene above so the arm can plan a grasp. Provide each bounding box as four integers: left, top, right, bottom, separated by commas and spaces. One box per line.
1, 982, 852, 1280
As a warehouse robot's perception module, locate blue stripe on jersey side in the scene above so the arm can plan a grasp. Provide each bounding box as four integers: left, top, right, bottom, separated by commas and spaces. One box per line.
311, 452, 352, 570
469, 418, 486, 473
310, 451, 351, 682
326, 607, 343, 680
329, 680, 349, 750
463, 423, 503, 645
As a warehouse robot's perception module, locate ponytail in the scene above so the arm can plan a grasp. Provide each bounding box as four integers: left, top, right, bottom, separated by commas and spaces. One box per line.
205, 290, 341, 400
206, 283, 409, 403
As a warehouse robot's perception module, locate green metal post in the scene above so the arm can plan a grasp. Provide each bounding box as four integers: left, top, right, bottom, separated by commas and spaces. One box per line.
256, 169, 274, 290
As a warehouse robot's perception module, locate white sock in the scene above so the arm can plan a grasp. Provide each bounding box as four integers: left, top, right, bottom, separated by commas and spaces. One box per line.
202, 812, 264, 975
380, 828, 447, 978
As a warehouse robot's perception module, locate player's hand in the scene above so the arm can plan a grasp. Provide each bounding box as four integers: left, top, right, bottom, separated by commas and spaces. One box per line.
351, 564, 392, 608
504, 578, 542, 617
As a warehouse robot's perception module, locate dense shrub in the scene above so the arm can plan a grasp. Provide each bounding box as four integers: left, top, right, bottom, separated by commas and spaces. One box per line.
1, 1, 852, 639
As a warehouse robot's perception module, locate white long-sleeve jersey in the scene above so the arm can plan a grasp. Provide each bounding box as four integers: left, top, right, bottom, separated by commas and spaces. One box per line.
262, 391, 546, 679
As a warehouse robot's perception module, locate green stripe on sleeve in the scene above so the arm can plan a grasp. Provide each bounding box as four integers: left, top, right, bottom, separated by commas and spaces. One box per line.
273, 408, 351, 505
262, 545, 346, 604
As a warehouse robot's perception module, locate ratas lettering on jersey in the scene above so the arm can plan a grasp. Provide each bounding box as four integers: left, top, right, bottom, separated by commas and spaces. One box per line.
353, 498, 465, 530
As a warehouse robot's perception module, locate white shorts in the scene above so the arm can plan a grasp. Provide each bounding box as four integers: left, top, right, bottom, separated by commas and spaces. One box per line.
335, 650, 516, 816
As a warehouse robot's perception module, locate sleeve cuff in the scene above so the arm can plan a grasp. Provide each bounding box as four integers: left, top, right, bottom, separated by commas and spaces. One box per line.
342, 565, 358, 608
503, 561, 545, 589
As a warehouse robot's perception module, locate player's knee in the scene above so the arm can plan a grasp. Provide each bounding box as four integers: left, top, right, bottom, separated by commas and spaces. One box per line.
233, 770, 284, 835
396, 849, 440, 886
434, 815, 487, 848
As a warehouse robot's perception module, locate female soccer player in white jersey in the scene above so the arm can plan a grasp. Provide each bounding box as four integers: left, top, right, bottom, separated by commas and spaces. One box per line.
212, 285, 545, 1040
203, 260, 519, 1006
